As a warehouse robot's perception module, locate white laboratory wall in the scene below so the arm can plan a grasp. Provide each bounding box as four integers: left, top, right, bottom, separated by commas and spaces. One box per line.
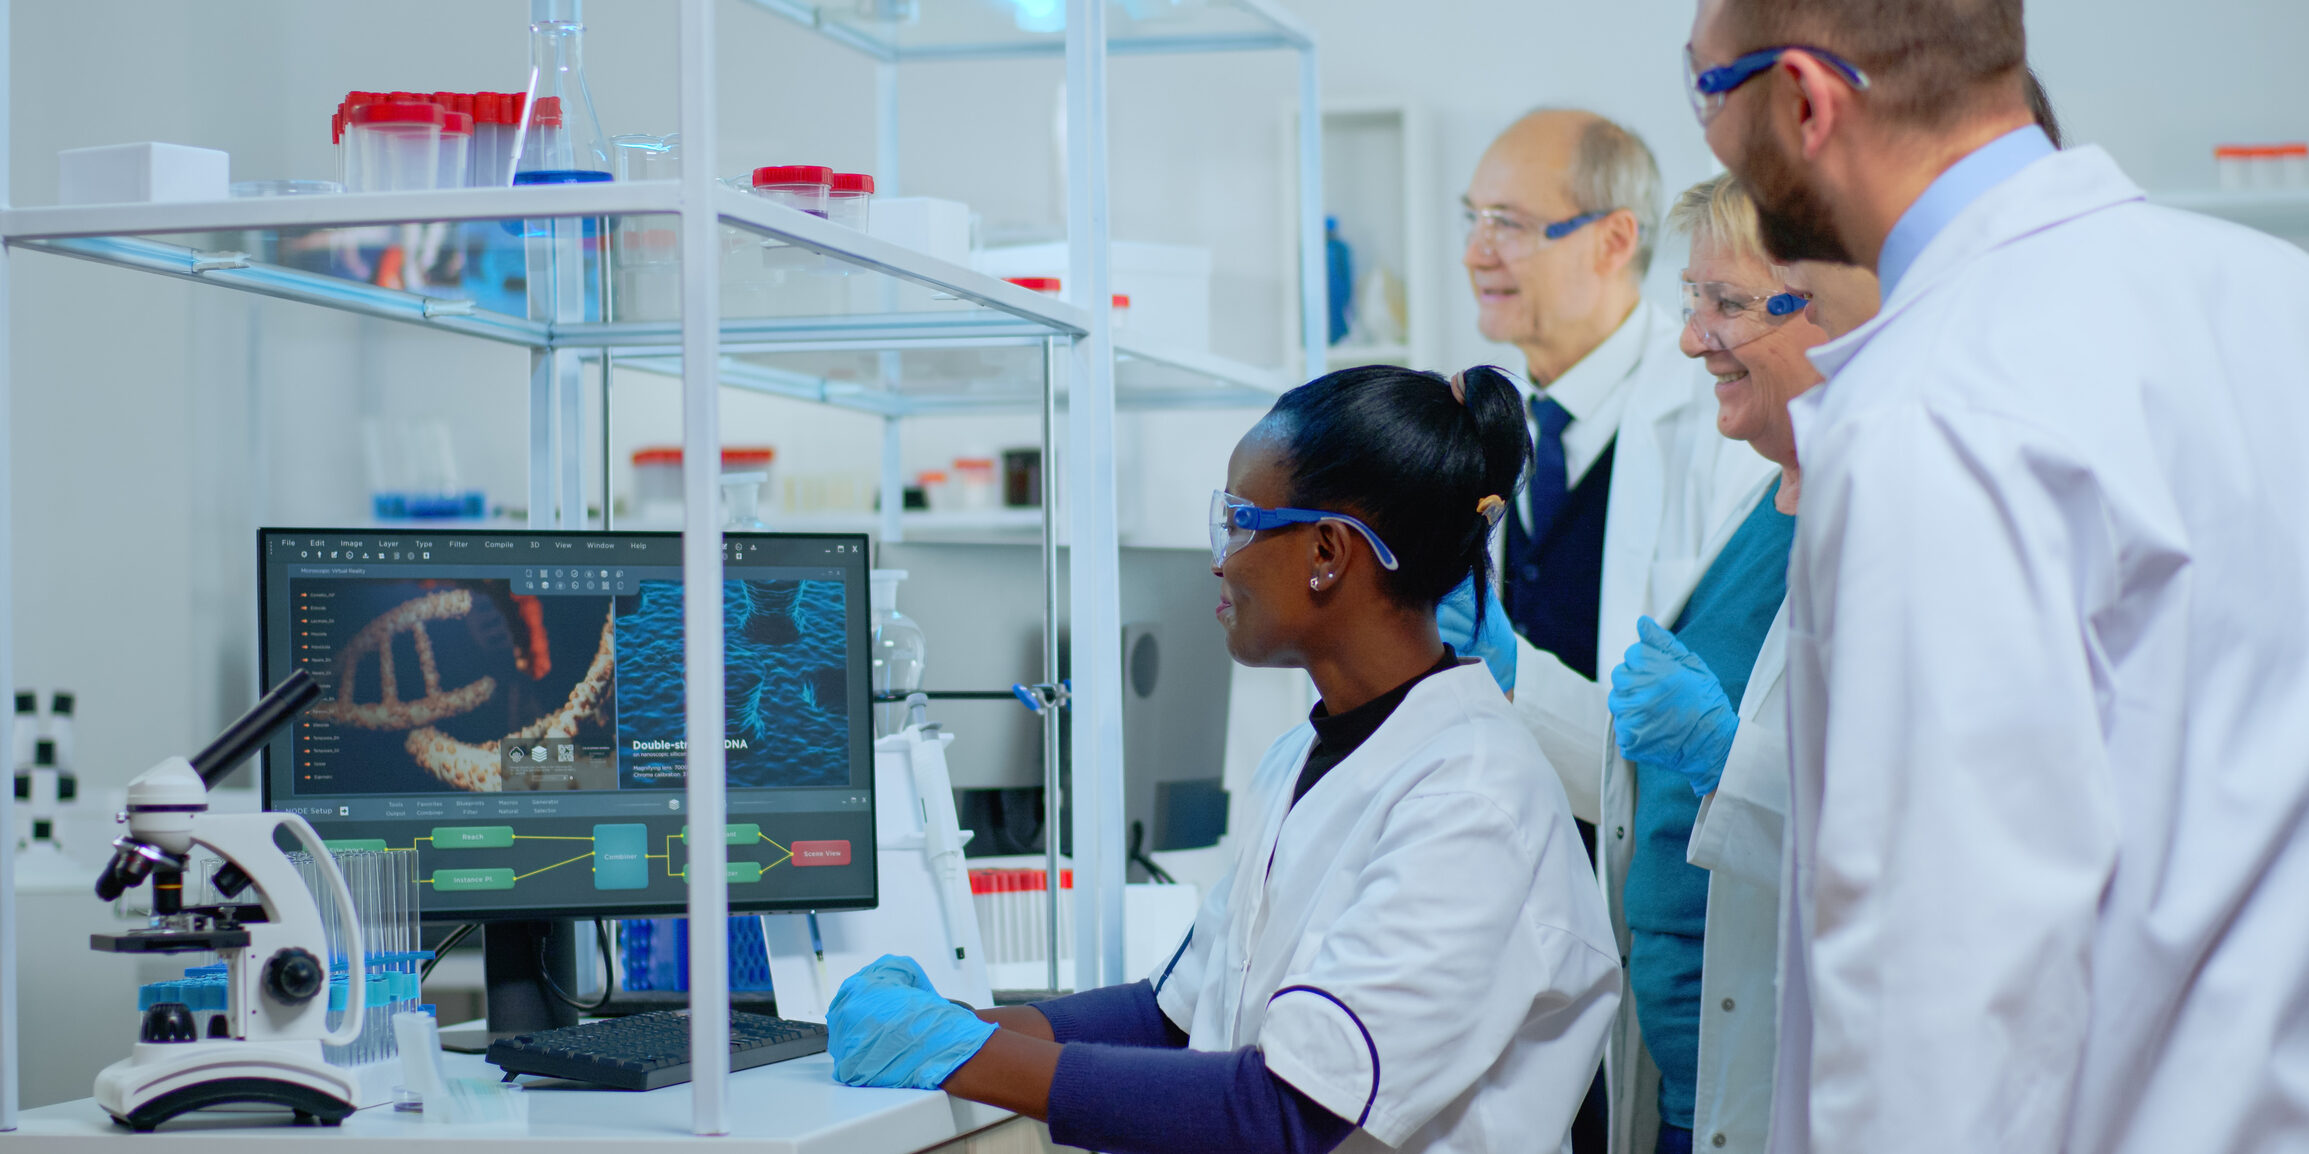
12, 0, 2308, 802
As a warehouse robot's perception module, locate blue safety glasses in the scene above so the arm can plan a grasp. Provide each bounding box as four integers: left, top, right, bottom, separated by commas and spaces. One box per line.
1685, 43, 1872, 127
1680, 279, 1813, 352
1463, 207, 1610, 260
1210, 490, 1400, 573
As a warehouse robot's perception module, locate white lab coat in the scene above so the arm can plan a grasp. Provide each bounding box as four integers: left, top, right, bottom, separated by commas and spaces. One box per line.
1683, 601, 1790, 1154
1772, 144, 2309, 1152
1152, 663, 1621, 1154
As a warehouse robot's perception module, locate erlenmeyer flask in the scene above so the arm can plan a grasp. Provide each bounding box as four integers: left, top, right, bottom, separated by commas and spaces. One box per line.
513, 0, 611, 184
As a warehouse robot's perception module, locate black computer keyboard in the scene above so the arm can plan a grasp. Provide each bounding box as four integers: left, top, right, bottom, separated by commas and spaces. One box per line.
486, 1010, 829, 1091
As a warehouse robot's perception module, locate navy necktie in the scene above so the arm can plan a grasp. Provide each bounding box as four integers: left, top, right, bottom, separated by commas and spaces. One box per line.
1527, 395, 1574, 539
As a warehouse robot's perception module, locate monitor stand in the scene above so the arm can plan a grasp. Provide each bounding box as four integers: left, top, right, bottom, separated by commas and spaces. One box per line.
486, 919, 584, 1034
437, 920, 584, 1053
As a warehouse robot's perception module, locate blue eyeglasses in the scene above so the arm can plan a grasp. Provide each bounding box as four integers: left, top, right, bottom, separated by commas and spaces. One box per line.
1210, 490, 1400, 573
1684, 43, 1872, 127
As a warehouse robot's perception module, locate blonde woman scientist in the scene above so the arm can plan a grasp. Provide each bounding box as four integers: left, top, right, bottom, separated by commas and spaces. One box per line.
1595, 175, 1831, 1154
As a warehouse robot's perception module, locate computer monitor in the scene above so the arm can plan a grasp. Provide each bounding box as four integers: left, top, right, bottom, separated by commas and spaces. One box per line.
257, 528, 876, 1028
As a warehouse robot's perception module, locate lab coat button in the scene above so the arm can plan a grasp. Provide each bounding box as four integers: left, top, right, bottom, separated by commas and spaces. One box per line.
1721, 997, 1735, 1011
1711, 1134, 1726, 1148
1614, 826, 1625, 839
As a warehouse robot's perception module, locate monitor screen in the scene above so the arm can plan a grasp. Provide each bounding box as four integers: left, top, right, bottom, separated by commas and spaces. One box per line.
257, 528, 876, 921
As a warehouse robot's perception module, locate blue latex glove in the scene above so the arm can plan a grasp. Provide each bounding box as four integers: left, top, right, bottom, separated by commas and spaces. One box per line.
1437, 576, 1517, 693
1606, 616, 1738, 796
826, 954, 997, 1090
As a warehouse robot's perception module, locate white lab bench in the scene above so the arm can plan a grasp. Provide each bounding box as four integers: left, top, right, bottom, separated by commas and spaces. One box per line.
2, 1051, 1061, 1154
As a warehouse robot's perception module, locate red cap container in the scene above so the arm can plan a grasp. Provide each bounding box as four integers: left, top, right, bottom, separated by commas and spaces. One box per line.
350, 101, 445, 126
753, 165, 834, 188
630, 446, 779, 467
827, 173, 875, 229
751, 166, 834, 218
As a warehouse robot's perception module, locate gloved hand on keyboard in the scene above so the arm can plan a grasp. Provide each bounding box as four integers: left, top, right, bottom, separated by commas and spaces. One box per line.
1437, 575, 1518, 694
1607, 616, 1737, 796
827, 954, 997, 1091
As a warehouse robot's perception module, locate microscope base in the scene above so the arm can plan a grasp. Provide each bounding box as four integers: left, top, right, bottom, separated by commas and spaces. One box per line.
96, 1041, 357, 1132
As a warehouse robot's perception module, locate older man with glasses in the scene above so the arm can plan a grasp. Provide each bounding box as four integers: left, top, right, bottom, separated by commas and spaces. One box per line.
1442, 105, 1779, 1154
1445, 105, 1772, 784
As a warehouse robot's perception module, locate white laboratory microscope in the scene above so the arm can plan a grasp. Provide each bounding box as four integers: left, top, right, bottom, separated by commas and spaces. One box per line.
87, 670, 369, 1131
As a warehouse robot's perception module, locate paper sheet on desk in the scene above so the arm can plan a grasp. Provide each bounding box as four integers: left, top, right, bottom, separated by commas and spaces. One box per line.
763, 734, 994, 1022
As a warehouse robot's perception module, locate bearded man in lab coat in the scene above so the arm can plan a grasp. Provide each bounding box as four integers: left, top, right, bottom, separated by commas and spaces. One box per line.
1686, 0, 2309, 1149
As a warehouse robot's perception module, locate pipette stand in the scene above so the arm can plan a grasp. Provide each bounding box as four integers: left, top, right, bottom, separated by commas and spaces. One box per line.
85, 671, 368, 1131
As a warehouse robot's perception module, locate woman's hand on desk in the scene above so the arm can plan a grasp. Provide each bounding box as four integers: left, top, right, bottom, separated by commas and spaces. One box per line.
826, 954, 1000, 1090
826, 953, 1064, 1119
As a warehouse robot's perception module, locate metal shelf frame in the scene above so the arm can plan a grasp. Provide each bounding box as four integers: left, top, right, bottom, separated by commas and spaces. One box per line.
0, 0, 1323, 1136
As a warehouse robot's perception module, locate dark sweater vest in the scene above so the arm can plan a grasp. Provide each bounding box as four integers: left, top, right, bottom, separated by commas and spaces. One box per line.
1503, 438, 1616, 681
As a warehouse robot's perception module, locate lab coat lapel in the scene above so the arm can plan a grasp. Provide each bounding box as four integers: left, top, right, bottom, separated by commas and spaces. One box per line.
1738, 604, 1788, 721
1599, 360, 1695, 665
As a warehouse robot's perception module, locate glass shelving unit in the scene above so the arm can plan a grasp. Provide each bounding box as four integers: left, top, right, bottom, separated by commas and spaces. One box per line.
0, 0, 1322, 1135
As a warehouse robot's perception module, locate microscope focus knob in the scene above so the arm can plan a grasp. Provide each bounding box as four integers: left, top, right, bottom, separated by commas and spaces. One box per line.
263, 948, 325, 1005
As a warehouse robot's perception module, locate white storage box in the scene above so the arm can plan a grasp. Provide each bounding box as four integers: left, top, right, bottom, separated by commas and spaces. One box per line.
58, 142, 229, 206
977, 241, 1212, 352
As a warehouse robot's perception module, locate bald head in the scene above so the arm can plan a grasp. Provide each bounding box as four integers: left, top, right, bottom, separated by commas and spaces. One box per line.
1472, 110, 1662, 276
1479, 109, 1594, 199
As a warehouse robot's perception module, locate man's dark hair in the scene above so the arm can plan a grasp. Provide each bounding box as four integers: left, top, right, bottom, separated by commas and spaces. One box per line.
1721, 0, 2027, 126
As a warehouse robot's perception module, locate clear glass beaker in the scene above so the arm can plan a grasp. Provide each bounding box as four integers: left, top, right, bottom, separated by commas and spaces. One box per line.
611, 134, 681, 321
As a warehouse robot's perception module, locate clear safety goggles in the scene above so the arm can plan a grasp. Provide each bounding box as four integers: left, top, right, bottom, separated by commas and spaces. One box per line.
1210, 490, 1400, 573
1462, 206, 1608, 261
1680, 278, 1812, 352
